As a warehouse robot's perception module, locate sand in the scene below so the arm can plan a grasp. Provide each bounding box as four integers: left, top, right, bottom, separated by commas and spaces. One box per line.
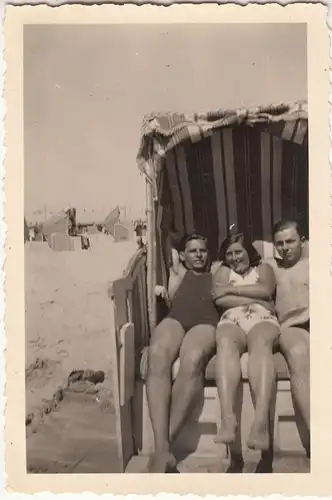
25, 236, 137, 423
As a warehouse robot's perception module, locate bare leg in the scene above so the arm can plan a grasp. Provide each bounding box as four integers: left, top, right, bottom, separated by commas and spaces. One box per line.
169, 325, 216, 443
246, 322, 280, 451
214, 324, 246, 444
279, 326, 310, 431
146, 318, 184, 472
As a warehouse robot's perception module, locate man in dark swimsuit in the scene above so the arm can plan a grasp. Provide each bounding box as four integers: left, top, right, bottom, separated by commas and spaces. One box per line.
146, 234, 219, 473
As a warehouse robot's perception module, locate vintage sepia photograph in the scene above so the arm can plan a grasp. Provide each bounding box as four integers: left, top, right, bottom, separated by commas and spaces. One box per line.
4, 3, 331, 494
23, 20, 310, 475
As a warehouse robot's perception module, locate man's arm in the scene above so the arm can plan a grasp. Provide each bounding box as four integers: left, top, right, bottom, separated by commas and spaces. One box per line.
168, 266, 185, 301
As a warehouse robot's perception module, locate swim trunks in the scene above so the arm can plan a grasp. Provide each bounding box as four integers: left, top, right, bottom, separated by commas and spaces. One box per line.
168, 270, 219, 331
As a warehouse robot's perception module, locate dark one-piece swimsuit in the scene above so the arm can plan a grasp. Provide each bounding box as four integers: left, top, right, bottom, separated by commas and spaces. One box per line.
168, 270, 219, 332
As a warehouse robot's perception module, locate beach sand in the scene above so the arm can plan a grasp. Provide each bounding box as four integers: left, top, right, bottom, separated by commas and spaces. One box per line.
25, 236, 137, 471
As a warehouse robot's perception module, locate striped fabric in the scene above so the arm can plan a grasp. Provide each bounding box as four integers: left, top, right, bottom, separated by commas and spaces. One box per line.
137, 101, 308, 289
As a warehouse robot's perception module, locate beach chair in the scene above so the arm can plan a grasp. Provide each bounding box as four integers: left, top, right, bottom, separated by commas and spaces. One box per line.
110, 101, 310, 473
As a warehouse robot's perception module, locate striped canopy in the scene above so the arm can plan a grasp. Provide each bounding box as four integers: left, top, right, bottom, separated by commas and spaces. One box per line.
137, 101, 308, 287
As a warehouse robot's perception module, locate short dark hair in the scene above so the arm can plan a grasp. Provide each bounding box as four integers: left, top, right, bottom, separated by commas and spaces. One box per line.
218, 232, 261, 267
272, 220, 301, 239
179, 232, 208, 252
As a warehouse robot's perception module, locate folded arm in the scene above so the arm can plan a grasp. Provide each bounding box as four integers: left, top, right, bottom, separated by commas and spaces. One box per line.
212, 263, 276, 311
227, 263, 276, 300
214, 295, 259, 309
212, 266, 251, 309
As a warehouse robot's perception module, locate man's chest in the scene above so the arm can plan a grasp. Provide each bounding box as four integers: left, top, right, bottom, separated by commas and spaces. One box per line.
275, 261, 309, 294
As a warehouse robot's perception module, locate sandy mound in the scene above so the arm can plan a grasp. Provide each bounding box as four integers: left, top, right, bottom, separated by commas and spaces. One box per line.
25, 238, 137, 420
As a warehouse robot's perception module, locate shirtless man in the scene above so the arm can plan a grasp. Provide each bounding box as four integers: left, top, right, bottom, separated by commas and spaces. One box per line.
146, 234, 219, 473
269, 220, 310, 433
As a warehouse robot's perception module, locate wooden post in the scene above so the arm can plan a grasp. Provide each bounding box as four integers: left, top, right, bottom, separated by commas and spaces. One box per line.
146, 174, 156, 332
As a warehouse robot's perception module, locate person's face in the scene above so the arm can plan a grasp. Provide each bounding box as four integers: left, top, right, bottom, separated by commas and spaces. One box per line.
273, 226, 302, 266
181, 239, 209, 271
225, 241, 250, 274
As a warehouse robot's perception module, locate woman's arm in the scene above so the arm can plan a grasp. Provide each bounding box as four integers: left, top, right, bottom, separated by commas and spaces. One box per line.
214, 295, 258, 309
215, 295, 275, 312
212, 265, 244, 308
226, 263, 276, 300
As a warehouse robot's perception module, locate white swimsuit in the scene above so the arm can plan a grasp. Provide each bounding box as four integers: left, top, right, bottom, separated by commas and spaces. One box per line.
217, 267, 279, 334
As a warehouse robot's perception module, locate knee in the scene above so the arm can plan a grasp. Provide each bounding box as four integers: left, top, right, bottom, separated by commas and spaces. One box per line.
148, 343, 173, 375
247, 335, 268, 353
216, 331, 239, 354
247, 326, 276, 353
282, 341, 309, 372
179, 346, 207, 376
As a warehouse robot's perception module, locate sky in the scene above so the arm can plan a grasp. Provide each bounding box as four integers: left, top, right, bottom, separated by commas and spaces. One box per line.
24, 23, 307, 224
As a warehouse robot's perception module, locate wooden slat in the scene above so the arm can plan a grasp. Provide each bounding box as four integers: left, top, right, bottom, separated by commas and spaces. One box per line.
111, 245, 149, 471
110, 296, 135, 472
119, 323, 135, 406
138, 264, 149, 346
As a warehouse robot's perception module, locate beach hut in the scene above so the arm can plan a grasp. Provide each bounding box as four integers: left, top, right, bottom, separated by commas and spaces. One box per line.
103, 206, 120, 236
41, 210, 70, 239
113, 222, 129, 242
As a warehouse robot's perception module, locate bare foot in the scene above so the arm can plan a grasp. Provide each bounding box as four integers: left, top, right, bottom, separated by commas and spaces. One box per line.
247, 423, 269, 451
146, 451, 177, 473
214, 416, 237, 444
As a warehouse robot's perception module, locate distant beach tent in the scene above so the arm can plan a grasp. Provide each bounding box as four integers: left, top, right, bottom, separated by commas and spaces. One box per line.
24, 217, 29, 244
41, 210, 70, 239
113, 222, 129, 242
103, 206, 120, 235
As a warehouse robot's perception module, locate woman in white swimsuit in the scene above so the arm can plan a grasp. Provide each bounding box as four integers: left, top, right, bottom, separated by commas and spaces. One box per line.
212, 232, 280, 451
